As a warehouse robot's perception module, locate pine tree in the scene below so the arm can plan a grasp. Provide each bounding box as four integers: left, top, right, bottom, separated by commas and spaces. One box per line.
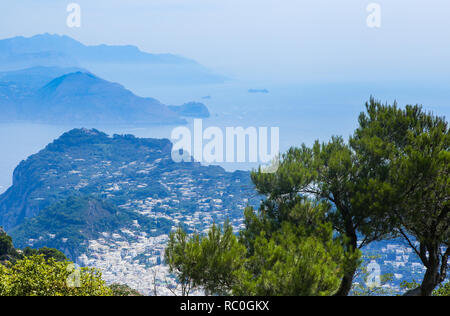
350, 98, 449, 296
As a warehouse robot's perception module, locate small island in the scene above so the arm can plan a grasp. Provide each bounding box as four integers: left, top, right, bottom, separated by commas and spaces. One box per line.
168, 102, 210, 118
248, 89, 269, 94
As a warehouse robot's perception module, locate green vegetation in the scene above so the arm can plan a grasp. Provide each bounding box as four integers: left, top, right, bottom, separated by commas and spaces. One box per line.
166, 98, 449, 296
166, 201, 350, 296
401, 280, 450, 296
433, 282, 450, 296
109, 283, 143, 296
1, 227, 65, 264
22, 247, 66, 262
166, 221, 247, 296
0, 255, 112, 296
248, 137, 375, 296
1, 228, 139, 296
234, 212, 346, 296
351, 99, 449, 296
0, 228, 19, 263
1, 229, 112, 296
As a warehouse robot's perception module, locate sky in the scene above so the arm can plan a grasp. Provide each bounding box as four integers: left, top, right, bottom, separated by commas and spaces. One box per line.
0, 0, 449, 83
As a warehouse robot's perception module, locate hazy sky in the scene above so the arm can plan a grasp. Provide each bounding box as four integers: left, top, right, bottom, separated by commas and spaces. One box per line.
1, 0, 449, 82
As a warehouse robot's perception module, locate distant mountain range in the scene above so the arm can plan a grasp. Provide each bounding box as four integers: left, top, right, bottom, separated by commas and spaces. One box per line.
0, 67, 210, 124
0, 33, 218, 124
0, 33, 193, 67
0, 34, 227, 85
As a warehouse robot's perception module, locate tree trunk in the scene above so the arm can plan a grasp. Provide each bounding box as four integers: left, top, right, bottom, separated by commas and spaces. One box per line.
404, 265, 440, 296
334, 265, 357, 296
404, 243, 445, 296
334, 224, 358, 296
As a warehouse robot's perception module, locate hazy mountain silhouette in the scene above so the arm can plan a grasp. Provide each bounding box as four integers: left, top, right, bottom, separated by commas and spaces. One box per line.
0, 33, 193, 66
0, 66, 86, 89
0, 68, 186, 124
34, 71, 184, 124
0, 34, 227, 84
